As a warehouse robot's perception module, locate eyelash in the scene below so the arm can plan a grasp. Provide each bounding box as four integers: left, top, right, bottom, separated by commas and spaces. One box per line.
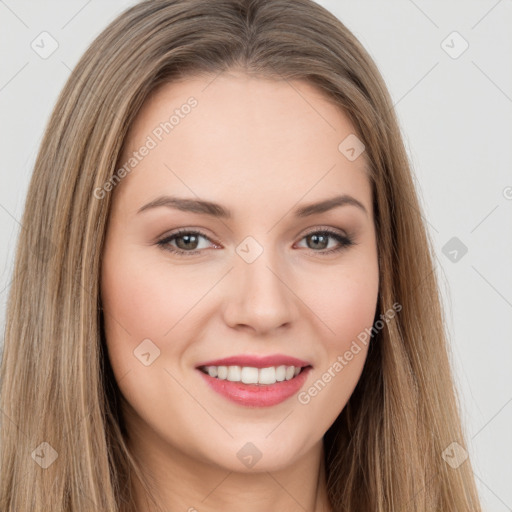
156, 227, 355, 257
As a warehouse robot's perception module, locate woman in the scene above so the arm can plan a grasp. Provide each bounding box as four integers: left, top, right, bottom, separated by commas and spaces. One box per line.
0, 0, 483, 510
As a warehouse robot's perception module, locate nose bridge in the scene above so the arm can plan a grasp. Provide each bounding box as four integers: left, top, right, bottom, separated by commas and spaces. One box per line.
223, 234, 297, 332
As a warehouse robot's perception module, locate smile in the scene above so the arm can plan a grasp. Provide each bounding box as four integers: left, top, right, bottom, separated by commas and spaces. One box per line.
199, 364, 305, 385
197, 365, 313, 407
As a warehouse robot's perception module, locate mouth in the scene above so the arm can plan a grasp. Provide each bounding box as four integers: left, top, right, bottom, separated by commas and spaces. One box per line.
197, 364, 312, 386
195, 364, 313, 407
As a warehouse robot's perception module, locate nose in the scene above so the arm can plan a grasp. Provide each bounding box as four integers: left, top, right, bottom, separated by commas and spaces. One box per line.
222, 247, 299, 335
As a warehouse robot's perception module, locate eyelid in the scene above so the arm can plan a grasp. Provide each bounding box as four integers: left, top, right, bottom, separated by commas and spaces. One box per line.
300, 225, 349, 238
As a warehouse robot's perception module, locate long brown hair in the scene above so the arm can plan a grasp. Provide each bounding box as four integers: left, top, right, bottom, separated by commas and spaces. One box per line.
0, 0, 482, 510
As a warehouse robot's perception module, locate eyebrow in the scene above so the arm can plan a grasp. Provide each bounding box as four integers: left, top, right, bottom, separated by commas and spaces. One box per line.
137, 194, 368, 218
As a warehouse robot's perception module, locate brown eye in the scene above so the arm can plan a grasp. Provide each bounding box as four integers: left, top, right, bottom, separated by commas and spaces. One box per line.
173, 233, 200, 251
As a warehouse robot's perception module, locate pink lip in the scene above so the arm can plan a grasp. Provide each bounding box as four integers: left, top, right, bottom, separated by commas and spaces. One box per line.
195, 354, 311, 369
197, 366, 312, 407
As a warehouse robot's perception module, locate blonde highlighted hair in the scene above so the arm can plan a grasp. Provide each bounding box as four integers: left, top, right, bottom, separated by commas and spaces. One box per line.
0, 0, 482, 510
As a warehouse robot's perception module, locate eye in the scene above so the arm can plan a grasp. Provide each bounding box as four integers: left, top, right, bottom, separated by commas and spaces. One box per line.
295, 228, 355, 255
156, 229, 216, 256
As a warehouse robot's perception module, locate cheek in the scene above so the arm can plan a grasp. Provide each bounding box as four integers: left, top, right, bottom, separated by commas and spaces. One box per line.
101, 248, 208, 346
295, 268, 378, 429
100, 247, 177, 384
331, 277, 378, 345
299, 260, 379, 350
100, 248, 204, 432
297, 253, 379, 421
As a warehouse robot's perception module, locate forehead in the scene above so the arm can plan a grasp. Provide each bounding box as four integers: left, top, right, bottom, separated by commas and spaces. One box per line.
114, 71, 372, 219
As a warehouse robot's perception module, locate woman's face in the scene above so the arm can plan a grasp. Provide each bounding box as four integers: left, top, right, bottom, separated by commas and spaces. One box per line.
101, 71, 379, 473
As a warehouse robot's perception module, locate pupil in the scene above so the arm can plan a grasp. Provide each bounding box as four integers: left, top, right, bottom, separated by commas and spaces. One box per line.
309, 234, 327, 250
177, 234, 198, 250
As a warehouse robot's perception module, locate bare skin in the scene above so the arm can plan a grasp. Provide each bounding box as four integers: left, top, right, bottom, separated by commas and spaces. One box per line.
100, 70, 379, 512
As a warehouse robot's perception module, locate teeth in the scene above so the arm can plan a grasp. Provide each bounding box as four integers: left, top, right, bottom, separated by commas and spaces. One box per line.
241, 366, 259, 384
275, 365, 286, 382
202, 365, 304, 385
217, 366, 228, 380
259, 367, 276, 385
227, 366, 241, 382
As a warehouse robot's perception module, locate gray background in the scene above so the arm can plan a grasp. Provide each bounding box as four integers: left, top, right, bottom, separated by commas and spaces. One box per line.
1, 1, 511, 509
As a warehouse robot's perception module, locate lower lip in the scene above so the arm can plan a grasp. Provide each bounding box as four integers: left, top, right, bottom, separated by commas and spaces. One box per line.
197, 367, 312, 407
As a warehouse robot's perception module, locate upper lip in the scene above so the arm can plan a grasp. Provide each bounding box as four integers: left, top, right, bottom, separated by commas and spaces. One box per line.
195, 354, 312, 369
